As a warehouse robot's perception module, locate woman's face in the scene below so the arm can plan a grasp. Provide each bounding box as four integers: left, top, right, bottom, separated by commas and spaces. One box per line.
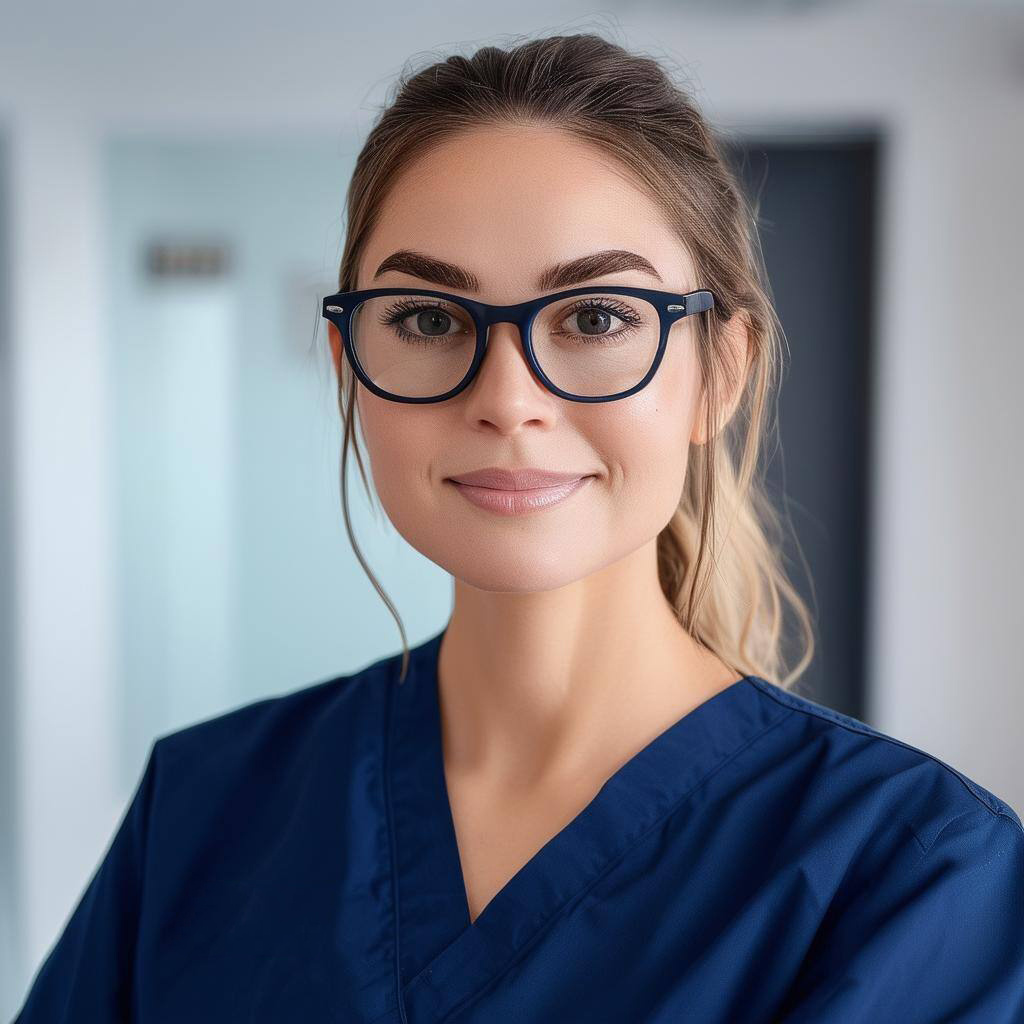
328, 124, 744, 593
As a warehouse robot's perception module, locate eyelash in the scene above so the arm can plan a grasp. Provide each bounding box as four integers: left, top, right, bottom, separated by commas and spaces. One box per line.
377, 299, 464, 342
377, 297, 643, 342
559, 298, 644, 331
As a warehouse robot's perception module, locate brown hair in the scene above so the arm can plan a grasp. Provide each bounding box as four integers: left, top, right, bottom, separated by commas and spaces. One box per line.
329, 31, 816, 690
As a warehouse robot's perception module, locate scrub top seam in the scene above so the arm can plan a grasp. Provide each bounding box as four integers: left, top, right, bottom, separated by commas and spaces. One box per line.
432, 703, 797, 1024
382, 661, 410, 1024
747, 678, 1024, 838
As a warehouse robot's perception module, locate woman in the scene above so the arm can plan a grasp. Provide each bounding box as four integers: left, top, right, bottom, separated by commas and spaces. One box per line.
16, 32, 1024, 1024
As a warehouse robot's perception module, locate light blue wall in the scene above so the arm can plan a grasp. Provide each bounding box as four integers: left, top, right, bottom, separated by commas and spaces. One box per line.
104, 135, 452, 789
0, 126, 20, 1018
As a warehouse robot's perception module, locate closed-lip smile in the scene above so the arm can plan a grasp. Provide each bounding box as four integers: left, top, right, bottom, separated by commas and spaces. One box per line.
445, 466, 597, 515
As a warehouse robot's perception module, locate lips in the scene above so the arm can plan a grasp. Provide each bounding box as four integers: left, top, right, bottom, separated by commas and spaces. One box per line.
446, 467, 593, 490
448, 474, 593, 515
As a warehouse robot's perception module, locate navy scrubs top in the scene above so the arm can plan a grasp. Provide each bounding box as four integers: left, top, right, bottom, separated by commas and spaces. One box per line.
15, 625, 1024, 1023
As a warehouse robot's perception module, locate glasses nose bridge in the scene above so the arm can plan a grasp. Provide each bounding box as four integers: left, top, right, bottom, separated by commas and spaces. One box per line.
479, 302, 532, 350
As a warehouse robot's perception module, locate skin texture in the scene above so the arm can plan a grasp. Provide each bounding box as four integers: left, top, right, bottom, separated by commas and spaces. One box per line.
328, 124, 750, 922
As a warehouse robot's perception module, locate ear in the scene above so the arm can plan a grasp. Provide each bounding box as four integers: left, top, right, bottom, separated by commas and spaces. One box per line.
690, 311, 752, 447
327, 320, 343, 378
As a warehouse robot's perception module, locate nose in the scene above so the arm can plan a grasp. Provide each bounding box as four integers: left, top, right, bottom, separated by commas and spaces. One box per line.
475, 320, 535, 381
458, 320, 556, 429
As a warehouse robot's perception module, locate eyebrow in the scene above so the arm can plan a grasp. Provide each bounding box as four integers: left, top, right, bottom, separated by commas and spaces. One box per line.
371, 248, 664, 292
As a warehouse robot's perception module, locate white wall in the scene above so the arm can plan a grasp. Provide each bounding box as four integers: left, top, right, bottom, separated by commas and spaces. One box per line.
2, 0, 1022, 1014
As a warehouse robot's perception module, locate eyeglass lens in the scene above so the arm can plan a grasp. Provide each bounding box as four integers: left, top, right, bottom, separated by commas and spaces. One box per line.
349, 291, 662, 399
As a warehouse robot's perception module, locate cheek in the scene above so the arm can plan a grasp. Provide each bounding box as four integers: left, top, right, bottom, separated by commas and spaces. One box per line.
606, 347, 699, 508
356, 392, 427, 509
597, 408, 690, 530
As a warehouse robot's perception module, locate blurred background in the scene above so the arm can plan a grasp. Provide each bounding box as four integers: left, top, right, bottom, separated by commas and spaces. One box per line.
2, 0, 1023, 1012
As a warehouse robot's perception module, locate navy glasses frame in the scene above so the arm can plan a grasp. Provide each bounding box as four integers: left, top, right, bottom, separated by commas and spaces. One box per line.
321, 284, 716, 404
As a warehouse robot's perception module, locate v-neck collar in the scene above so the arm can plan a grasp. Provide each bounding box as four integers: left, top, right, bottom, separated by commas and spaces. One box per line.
385, 624, 790, 1023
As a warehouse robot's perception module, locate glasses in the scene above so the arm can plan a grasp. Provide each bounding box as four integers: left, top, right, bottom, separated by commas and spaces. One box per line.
321, 284, 715, 404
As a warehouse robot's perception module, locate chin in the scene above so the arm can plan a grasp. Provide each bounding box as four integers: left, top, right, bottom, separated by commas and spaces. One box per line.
438, 546, 589, 594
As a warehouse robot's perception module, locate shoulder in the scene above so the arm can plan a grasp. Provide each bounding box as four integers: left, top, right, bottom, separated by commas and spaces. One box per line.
750, 680, 1024, 1018
744, 676, 1024, 852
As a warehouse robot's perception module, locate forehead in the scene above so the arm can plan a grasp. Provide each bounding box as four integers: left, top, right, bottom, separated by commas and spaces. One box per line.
358, 124, 694, 296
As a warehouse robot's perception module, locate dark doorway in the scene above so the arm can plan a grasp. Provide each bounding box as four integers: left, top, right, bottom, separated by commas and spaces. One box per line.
721, 135, 880, 722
